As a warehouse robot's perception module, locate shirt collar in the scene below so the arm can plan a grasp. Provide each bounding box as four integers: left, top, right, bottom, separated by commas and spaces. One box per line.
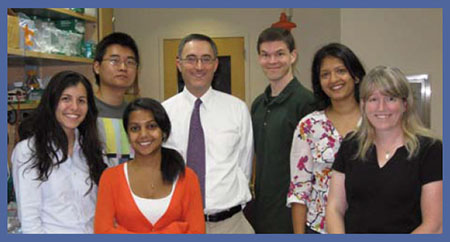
182, 86, 214, 109
73, 128, 81, 152
263, 77, 300, 105
49, 128, 81, 163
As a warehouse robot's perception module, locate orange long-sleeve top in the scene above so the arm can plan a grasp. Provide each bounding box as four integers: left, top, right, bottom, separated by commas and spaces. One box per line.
94, 163, 205, 234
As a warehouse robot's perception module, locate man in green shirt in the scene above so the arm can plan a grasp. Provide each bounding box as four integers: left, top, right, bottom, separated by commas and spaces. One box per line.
250, 27, 315, 233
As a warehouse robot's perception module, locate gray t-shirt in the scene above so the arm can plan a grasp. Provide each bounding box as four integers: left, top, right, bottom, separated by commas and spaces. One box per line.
95, 97, 128, 119
95, 97, 131, 167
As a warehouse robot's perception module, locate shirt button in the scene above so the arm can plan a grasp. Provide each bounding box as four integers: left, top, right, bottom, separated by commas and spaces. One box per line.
264, 122, 267, 126
267, 110, 270, 113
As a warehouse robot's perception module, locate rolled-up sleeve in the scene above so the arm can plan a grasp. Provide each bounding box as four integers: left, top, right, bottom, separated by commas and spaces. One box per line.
238, 103, 254, 182
287, 122, 314, 207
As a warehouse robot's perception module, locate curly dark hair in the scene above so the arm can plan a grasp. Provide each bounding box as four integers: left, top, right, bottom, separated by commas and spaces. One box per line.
19, 71, 106, 192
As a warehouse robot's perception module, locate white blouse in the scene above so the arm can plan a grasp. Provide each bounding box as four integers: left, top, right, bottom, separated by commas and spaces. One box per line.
11, 131, 97, 233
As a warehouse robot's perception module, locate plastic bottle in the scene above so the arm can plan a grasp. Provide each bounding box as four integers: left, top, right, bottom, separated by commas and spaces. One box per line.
25, 70, 40, 90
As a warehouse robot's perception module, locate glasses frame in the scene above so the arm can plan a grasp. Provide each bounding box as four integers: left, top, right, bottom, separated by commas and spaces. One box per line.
102, 57, 138, 69
179, 56, 217, 66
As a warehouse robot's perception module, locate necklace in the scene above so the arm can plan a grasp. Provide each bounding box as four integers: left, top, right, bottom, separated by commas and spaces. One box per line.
150, 169, 157, 190
385, 151, 390, 160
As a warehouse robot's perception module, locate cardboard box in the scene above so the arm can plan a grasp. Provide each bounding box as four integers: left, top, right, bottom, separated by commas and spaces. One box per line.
8, 15, 19, 49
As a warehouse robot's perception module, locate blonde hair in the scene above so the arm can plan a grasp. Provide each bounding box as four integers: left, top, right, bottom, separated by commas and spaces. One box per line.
352, 65, 434, 160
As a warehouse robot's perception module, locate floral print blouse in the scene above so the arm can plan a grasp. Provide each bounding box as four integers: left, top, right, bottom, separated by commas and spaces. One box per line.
286, 110, 343, 234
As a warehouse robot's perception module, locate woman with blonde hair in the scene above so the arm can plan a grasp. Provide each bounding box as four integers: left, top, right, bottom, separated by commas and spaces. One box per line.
326, 65, 442, 233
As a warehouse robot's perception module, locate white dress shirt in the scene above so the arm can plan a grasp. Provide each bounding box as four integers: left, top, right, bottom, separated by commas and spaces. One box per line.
11, 130, 97, 233
162, 87, 253, 214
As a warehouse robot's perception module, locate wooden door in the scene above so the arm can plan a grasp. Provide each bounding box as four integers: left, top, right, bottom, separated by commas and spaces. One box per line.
98, 8, 114, 40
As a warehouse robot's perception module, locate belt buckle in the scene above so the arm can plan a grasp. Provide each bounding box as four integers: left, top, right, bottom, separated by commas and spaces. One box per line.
205, 212, 221, 222
205, 213, 216, 222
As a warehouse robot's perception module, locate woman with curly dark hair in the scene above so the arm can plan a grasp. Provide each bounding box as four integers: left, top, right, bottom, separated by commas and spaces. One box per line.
12, 71, 107, 233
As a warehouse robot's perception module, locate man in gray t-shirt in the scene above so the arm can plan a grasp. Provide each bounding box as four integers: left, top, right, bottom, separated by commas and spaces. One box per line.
92, 32, 140, 166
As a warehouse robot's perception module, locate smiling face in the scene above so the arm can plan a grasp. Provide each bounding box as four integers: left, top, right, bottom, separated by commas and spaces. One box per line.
176, 40, 218, 97
319, 56, 357, 103
93, 44, 137, 90
127, 109, 163, 157
55, 83, 88, 136
258, 40, 297, 83
364, 89, 406, 133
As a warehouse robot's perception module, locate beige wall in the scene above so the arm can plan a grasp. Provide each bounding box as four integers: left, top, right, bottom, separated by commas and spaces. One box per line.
114, 8, 340, 106
341, 8, 442, 138
114, 8, 442, 138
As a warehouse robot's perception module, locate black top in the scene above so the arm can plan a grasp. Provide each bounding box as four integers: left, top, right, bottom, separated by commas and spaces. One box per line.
332, 135, 442, 233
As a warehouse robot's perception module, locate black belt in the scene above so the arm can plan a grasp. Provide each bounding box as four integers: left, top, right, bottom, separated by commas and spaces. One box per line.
204, 205, 242, 222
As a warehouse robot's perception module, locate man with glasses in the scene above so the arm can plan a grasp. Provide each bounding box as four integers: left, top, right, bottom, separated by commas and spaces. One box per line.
163, 33, 254, 234
250, 27, 315, 233
93, 32, 140, 167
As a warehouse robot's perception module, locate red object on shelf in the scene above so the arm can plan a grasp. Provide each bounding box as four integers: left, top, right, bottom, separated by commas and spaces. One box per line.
271, 12, 297, 31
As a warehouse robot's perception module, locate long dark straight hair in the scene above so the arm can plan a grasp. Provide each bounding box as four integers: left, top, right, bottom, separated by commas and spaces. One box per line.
123, 98, 185, 183
19, 71, 106, 191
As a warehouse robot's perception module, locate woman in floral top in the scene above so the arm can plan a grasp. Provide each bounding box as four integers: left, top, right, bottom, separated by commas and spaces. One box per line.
287, 43, 365, 234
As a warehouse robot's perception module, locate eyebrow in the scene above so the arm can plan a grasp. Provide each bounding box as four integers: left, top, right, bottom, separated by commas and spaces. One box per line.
185, 54, 212, 57
129, 118, 156, 124
60, 94, 87, 98
107, 54, 136, 59
261, 49, 287, 54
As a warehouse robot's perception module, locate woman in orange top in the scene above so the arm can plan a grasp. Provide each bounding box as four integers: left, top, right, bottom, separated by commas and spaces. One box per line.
94, 98, 205, 233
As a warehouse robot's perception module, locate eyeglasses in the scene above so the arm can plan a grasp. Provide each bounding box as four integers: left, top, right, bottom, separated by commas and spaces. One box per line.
102, 57, 138, 69
179, 56, 216, 65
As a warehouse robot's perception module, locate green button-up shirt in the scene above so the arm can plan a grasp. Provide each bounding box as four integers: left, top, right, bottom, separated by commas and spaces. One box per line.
251, 77, 315, 233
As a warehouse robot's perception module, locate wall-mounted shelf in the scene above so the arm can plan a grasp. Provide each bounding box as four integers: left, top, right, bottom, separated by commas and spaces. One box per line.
8, 8, 97, 66
8, 102, 39, 111
8, 48, 93, 66
11, 8, 97, 22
